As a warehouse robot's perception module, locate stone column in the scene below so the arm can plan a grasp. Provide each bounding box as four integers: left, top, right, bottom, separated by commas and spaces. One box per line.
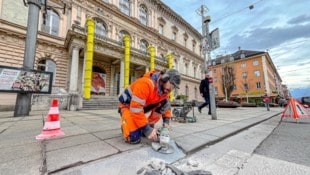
69, 46, 79, 92
68, 46, 80, 111
110, 65, 115, 95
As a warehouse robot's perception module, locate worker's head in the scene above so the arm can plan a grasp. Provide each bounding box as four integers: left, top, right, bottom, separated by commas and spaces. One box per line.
160, 69, 181, 94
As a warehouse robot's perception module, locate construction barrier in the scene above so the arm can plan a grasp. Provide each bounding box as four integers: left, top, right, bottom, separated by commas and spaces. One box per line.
281, 98, 310, 120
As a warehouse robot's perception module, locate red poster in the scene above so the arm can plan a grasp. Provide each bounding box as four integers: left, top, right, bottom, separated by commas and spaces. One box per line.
91, 72, 106, 95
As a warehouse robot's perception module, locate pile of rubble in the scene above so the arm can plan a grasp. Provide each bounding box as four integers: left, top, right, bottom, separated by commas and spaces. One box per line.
137, 159, 212, 175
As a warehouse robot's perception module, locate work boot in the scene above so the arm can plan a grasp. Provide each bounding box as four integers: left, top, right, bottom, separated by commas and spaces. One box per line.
198, 107, 201, 113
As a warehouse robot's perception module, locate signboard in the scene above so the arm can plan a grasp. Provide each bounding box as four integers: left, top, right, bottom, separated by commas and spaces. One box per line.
201, 36, 209, 55
0, 65, 53, 94
91, 72, 106, 95
210, 28, 220, 51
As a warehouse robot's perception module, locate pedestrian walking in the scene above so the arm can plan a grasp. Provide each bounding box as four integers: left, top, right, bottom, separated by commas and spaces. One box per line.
263, 93, 270, 111
198, 73, 211, 115
118, 69, 181, 144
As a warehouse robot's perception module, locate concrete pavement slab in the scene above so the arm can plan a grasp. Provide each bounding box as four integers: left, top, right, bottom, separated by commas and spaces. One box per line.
206, 150, 250, 175
0, 142, 41, 163
46, 134, 101, 151
92, 129, 122, 140
104, 137, 145, 152
174, 134, 219, 153
46, 141, 119, 173
0, 153, 42, 175
60, 126, 88, 136
54, 141, 186, 175
203, 124, 243, 138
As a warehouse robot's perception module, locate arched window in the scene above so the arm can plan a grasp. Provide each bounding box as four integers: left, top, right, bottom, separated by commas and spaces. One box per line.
118, 30, 130, 45
95, 20, 107, 37
42, 9, 60, 36
37, 59, 56, 84
119, 0, 130, 16
139, 5, 148, 26
140, 39, 148, 53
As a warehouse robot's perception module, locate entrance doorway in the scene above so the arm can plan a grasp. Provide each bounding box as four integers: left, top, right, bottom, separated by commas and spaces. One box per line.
91, 66, 106, 95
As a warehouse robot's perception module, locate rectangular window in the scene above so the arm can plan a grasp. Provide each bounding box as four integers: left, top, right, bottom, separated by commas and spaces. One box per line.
254, 70, 260, 77
192, 43, 196, 52
244, 83, 248, 90
241, 63, 246, 68
256, 82, 261, 89
253, 60, 259, 66
242, 72, 247, 79
184, 38, 187, 47
172, 32, 176, 40
120, 0, 130, 16
159, 25, 163, 35
77, 7, 81, 20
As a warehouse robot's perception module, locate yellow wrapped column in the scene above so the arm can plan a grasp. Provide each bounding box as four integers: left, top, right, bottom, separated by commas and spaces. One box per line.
123, 35, 131, 88
148, 45, 155, 71
83, 19, 95, 99
166, 53, 174, 102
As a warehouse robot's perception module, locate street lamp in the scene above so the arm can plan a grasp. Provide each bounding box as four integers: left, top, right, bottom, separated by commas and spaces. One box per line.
14, 0, 45, 117
196, 5, 217, 120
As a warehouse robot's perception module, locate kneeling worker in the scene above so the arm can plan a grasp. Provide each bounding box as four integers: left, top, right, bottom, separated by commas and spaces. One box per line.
118, 69, 181, 144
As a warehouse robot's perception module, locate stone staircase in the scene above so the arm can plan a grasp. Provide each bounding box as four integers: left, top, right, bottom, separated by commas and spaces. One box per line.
82, 96, 119, 110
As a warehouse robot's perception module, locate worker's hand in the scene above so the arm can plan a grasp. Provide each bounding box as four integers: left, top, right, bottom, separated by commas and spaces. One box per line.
147, 128, 158, 141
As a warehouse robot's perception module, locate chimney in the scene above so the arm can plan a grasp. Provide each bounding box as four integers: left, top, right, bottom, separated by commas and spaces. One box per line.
238, 46, 241, 51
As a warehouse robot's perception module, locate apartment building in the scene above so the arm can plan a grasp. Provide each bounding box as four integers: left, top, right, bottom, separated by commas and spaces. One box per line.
210, 49, 282, 103
0, 0, 204, 110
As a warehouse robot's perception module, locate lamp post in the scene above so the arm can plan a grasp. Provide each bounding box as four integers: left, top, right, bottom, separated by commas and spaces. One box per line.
196, 5, 217, 120
14, 0, 44, 117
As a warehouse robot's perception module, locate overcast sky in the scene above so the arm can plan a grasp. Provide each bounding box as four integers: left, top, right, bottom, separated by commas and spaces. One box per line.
162, 0, 310, 92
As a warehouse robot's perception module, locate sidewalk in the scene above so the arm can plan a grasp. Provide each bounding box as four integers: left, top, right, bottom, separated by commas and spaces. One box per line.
0, 107, 283, 175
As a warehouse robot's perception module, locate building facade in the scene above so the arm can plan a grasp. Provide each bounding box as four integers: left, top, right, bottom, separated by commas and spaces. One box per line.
0, 0, 205, 110
210, 49, 283, 104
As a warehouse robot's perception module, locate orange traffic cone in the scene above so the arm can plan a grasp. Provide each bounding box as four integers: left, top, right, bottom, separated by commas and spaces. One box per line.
36, 99, 65, 140
282, 98, 310, 120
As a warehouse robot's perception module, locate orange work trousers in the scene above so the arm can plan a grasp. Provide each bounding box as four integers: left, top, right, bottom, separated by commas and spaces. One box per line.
119, 105, 161, 143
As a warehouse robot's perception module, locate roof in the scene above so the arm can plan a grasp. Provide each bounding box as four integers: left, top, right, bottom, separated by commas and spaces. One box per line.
211, 50, 265, 66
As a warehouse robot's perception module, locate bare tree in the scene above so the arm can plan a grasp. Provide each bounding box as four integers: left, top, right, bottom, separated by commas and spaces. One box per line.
240, 72, 250, 103
221, 64, 236, 101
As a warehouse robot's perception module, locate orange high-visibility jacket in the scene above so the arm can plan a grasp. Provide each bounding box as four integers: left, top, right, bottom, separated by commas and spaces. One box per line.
119, 70, 172, 128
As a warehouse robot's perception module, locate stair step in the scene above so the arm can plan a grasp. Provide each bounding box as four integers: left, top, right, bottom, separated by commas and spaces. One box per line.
82, 96, 119, 110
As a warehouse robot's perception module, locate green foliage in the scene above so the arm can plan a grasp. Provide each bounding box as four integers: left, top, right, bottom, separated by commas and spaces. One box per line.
176, 94, 188, 102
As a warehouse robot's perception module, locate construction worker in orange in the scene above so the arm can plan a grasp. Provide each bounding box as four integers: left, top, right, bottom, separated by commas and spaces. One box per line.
118, 69, 181, 144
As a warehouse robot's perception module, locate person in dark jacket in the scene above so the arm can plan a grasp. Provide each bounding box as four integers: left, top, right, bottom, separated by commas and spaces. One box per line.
198, 73, 211, 115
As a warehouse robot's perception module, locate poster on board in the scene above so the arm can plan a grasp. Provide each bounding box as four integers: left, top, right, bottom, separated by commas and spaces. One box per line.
91, 72, 106, 95
0, 65, 53, 94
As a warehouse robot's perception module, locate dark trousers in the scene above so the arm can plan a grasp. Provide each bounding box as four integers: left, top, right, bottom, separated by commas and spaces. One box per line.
199, 96, 211, 114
